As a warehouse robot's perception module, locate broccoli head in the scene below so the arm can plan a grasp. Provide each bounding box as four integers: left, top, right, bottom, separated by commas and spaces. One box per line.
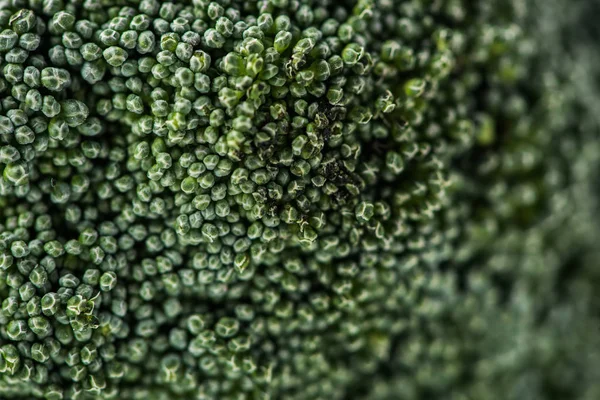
0, 0, 599, 399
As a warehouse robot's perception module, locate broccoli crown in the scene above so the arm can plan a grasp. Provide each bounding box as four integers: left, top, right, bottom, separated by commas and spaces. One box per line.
0, 0, 599, 399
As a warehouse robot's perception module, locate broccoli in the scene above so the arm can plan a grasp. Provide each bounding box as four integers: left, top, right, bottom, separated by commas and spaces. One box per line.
0, 0, 599, 399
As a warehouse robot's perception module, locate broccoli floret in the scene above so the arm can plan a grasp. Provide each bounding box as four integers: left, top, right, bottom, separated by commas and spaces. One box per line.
0, 0, 599, 399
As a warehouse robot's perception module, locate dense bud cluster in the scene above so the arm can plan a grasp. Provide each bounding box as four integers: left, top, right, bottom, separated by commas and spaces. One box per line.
0, 0, 599, 399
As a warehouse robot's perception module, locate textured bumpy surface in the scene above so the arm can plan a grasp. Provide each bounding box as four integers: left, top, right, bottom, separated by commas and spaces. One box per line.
0, 0, 599, 399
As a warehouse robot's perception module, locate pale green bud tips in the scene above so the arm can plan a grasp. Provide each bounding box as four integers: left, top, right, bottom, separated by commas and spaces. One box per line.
187, 315, 207, 335
355, 201, 375, 223
311, 60, 331, 81
404, 78, 426, 97
175, 42, 193, 62
29, 265, 48, 288
137, 31, 156, 54
14, 126, 34, 145
381, 40, 402, 62
3, 161, 29, 186
180, 176, 197, 194
375, 91, 396, 114
0, 116, 14, 134
203, 28, 225, 48
60, 99, 89, 127
0, 145, 19, 164
25, 89, 42, 111
6, 320, 28, 341
190, 50, 211, 72
10, 9, 36, 34
19, 32, 40, 51
293, 37, 316, 55
385, 151, 404, 174
49, 11, 75, 34
100, 272, 117, 291
241, 37, 264, 55
30, 343, 50, 364
342, 43, 364, 65
126, 94, 144, 114
215, 17, 233, 37
349, 106, 373, 124
28, 316, 52, 338
156, 152, 172, 169
151, 99, 169, 117
215, 317, 239, 338
103, 46, 128, 66
120, 30, 138, 50
40, 67, 71, 91
0, 344, 21, 375
99, 29, 120, 47
0, 29, 18, 51
42, 95, 61, 117
48, 118, 69, 140
41, 293, 60, 316
221, 52, 244, 76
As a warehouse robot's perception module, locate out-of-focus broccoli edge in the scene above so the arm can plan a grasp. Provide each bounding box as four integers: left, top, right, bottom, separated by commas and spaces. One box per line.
0, 0, 599, 399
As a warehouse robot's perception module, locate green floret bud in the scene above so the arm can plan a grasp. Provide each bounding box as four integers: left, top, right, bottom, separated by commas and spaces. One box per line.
342, 43, 364, 65
3, 161, 29, 185
203, 28, 225, 48
0, 344, 21, 375
404, 78, 426, 97
190, 50, 211, 72
50, 11, 75, 34
137, 31, 156, 54
60, 100, 89, 127
215, 317, 239, 338
274, 31, 293, 53
40, 67, 71, 91
103, 46, 128, 66
42, 96, 61, 117
215, 17, 233, 37
19, 33, 40, 51
99, 272, 117, 291
126, 94, 144, 114
6, 319, 28, 341
10, 9, 37, 34
31, 343, 50, 363
221, 52, 244, 76
0, 29, 18, 51
80, 42, 102, 61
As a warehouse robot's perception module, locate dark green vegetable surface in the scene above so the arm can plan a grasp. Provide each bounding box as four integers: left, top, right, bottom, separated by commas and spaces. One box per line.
0, 0, 599, 399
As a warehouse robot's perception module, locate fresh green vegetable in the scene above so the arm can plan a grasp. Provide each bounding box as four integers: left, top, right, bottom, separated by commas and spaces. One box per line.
1, 0, 599, 399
